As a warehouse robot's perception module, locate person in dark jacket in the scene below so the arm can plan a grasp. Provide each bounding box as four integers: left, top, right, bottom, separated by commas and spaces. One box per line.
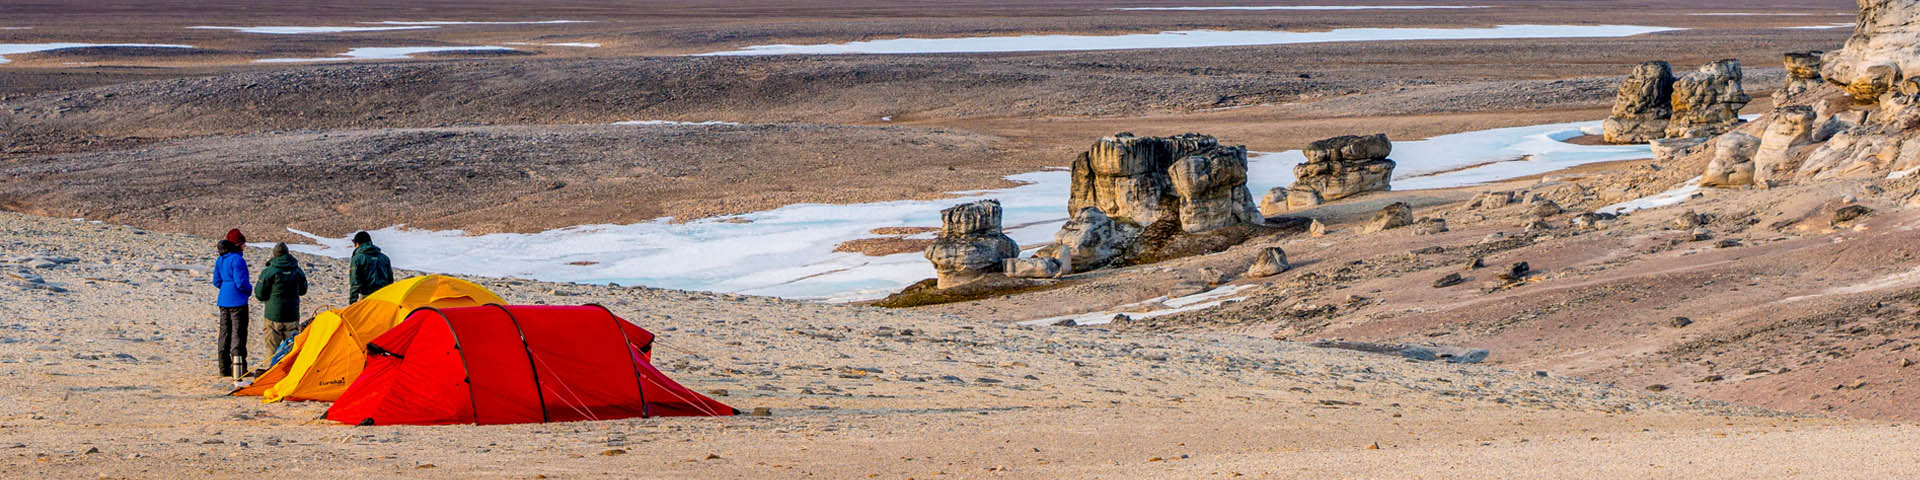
348, 231, 394, 303
211, 238, 252, 379
255, 243, 308, 355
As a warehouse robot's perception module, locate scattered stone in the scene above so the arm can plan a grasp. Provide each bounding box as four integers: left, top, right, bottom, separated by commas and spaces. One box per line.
1308, 218, 1329, 237
1466, 191, 1518, 210
1696, 375, 1724, 383
1690, 228, 1713, 242
1050, 318, 1078, 327
1603, 61, 1676, 143
1432, 272, 1465, 288
1498, 262, 1531, 282
1411, 218, 1448, 235
1244, 247, 1291, 278
1363, 202, 1414, 233
1673, 210, 1709, 229
1832, 205, 1874, 225
1646, 384, 1670, 392
1308, 340, 1487, 363
1669, 316, 1693, 328
1715, 238, 1742, 248
1463, 256, 1484, 270
1569, 212, 1615, 230
601, 449, 627, 456
1524, 197, 1563, 217
1290, 134, 1396, 208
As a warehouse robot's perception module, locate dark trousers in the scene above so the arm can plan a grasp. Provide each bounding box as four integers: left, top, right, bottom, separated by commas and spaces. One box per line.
218, 306, 249, 375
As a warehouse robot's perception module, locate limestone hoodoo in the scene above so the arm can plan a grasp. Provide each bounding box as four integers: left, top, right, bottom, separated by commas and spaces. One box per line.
1602, 61, 1676, 144
1067, 132, 1259, 234
1777, 51, 1826, 103
924, 199, 1019, 289
1666, 59, 1752, 139
1286, 134, 1396, 210
1168, 145, 1261, 233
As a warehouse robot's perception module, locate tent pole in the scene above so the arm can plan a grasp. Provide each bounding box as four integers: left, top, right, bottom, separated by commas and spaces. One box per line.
587, 303, 651, 419
488, 304, 552, 424
420, 307, 483, 425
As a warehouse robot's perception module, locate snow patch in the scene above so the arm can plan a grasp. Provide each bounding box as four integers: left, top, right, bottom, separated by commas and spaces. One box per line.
1111, 5, 1490, 11
1247, 119, 1654, 194
1596, 176, 1703, 215
696, 25, 1681, 56
364, 20, 591, 25
1020, 285, 1258, 327
610, 120, 740, 126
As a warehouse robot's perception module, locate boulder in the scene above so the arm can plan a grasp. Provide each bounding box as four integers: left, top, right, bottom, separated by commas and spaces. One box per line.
1754, 106, 1818, 186
1167, 146, 1261, 233
1259, 187, 1289, 216
1068, 132, 1222, 227
1290, 134, 1395, 206
1666, 59, 1752, 138
1363, 202, 1415, 233
1523, 196, 1563, 217
1003, 257, 1065, 279
1244, 247, 1291, 278
1466, 190, 1519, 210
1650, 137, 1711, 164
1700, 132, 1762, 187
1049, 207, 1136, 271
1847, 61, 1901, 102
925, 200, 1020, 289
1412, 218, 1448, 235
1308, 218, 1329, 237
1603, 61, 1677, 143
1777, 51, 1827, 103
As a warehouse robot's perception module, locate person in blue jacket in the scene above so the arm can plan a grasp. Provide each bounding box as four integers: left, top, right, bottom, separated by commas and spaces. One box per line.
212, 232, 253, 380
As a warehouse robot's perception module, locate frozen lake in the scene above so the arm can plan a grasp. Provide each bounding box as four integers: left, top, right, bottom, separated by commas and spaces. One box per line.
288, 120, 1654, 302
0, 43, 194, 64
364, 20, 590, 25
255, 46, 519, 63
695, 24, 1679, 56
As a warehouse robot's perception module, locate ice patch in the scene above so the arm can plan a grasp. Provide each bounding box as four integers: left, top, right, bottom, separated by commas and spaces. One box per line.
365, 20, 592, 25
1020, 285, 1258, 327
190, 25, 437, 34
1596, 176, 1703, 215
611, 120, 740, 126
255, 46, 518, 63
505, 42, 601, 48
696, 25, 1681, 56
1889, 166, 1920, 179
286, 120, 1650, 302
1690, 12, 1843, 16
1111, 5, 1489, 11
0, 43, 194, 64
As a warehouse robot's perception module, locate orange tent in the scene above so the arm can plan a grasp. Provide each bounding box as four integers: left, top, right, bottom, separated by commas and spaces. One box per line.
232, 275, 504, 403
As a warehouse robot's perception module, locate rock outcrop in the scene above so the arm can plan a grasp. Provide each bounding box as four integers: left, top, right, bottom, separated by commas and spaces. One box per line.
1168, 146, 1261, 233
1650, 137, 1710, 164
924, 200, 1019, 289
1068, 132, 1257, 233
1777, 51, 1826, 103
1666, 59, 1752, 139
1753, 106, 1818, 186
1043, 207, 1136, 271
1699, 132, 1761, 187
1823, 1, 1920, 101
1003, 257, 1065, 279
1603, 61, 1676, 143
1259, 187, 1289, 217
1289, 134, 1395, 209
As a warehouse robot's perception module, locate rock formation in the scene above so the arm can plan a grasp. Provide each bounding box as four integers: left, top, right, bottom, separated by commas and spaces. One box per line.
1003, 257, 1065, 279
1042, 207, 1135, 271
1068, 132, 1258, 233
1168, 146, 1261, 233
1650, 137, 1709, 164
1666, 60, 1751, 139
1289, 134, 1395, 209
1777, 51, 1826, 103
1699, 132, 1761, 187
1602, 61, 1675, 143
1259, 187, 1289, 216
924, 200, 1019, 289
1753, 106, 1818, 186
1822, 0, 1920, 101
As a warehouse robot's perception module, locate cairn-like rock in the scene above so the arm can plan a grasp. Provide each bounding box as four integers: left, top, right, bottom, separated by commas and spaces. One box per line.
1603, 61, 1676, 143
1666, 59, 1752, 138
924, 200, 1019, 289
1043, 207, 1136, 271
1289, 134, 1395, 209
1700, 132, 1761, 187
1753, 106, 1818, 186
1168, 146, 1262, 233
1777, 51, 1826, 103
1068, 132, 1221, 227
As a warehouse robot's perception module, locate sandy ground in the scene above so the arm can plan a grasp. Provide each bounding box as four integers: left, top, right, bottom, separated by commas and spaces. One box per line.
4, 211, 1914, 479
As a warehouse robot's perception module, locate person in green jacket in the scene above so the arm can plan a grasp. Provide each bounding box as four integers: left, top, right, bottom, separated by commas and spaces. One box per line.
348, 231, 394, 303
254, 243, 308, 353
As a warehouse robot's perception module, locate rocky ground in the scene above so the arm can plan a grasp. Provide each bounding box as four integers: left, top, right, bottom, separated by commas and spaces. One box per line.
4, 211, 1916, 478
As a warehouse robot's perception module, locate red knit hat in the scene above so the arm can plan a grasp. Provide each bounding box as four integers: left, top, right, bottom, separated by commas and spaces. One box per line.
225, 229, 246, 245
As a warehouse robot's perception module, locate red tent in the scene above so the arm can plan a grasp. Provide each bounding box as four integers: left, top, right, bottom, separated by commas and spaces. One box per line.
326, 304, 737, 425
